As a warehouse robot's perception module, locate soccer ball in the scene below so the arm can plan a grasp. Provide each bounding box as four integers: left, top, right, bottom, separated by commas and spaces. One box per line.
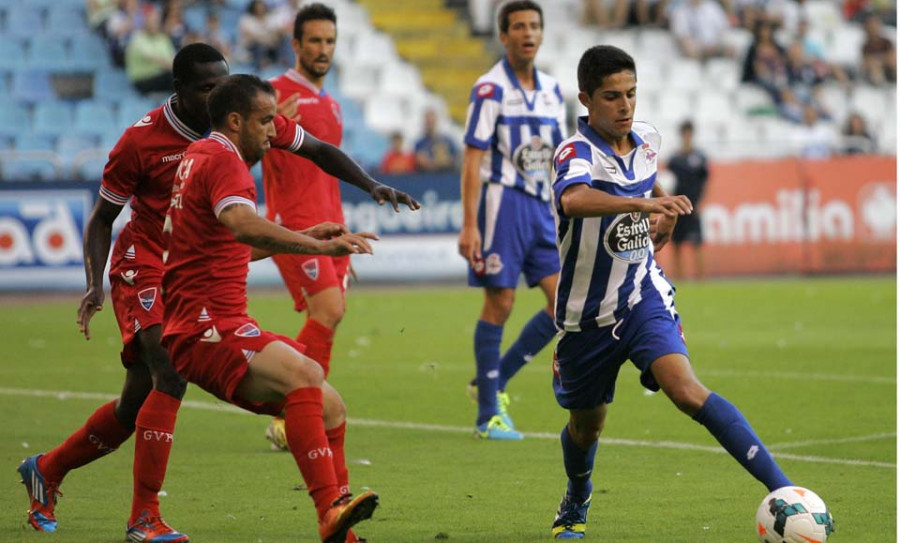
756, 486, 835, 543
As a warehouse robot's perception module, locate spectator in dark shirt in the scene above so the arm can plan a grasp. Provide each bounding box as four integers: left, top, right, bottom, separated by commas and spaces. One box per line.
668, 120, 710, 280
862, 14, 896, 85
414, 110, 460, 172
841, 112, 877, 154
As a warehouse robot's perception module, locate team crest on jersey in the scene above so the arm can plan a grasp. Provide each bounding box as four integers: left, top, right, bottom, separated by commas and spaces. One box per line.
512, 136, 554, 184
641, 143, 657, 164
557, 143, 576, 165
476, 83, 494, 97
302, 260, 319, 281
138, 287, 157, 311
234, 323, 261, 338
603, 212, 651, 263
120, 270, 138, 285
124, 245, 136, 260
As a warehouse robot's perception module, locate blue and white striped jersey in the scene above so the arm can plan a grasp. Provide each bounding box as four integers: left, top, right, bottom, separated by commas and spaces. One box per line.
463, 57, 567, 202
552, 117, 675, 332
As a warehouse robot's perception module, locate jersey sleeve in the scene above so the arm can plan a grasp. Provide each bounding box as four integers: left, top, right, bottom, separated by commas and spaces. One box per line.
552, 140, 594, 213
207, 154, 258, 219
463, 81, 504, 150
99, 131, 141, 206
270, 114, 306, 154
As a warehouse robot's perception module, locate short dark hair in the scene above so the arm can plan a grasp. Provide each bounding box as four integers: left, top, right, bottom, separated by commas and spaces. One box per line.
173, 42, 226, 83
294, 2, 337, 41
577, 45, 636, 96
207, 74, 275, 128
497, 0, 543, 34
679, 120, 694, 133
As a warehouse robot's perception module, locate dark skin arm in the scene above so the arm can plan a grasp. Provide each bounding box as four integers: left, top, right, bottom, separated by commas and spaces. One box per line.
77, 197, 124, 340
294, 131, 421, 212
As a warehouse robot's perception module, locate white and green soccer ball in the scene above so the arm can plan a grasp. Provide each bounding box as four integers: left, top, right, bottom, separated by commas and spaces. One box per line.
756, 486, 834, 543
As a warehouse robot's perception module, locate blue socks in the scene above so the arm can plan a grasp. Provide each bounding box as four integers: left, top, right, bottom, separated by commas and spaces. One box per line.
561, 425, 596, 501
498, 310, 557, 391
693, 393, 793, 491
474, 320, 503, 426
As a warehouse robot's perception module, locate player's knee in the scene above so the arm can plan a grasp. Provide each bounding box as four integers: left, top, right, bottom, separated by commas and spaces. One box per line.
667, 384, 708, 416
153, 368, 187, 399
569, 418, 604, 447
322, 387, 346, 427
315, 307, 343, 329
289, 356, 325, 388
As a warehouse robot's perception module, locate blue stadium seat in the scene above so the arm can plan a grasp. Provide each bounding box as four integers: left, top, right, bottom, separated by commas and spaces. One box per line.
74, 101, 116, 137
0, 105, 28, 137
4, 133, 60, 181
116, 97, 157, 129
93, 70, 137, 102
15, 133, 55, 151
28, 36, 70, 72
56, 133, 98, 174
183, 5, 208, 33
77, 153, 107, 181
46, 7, 88, 38
5, 6, 44, 39
11, 70, 55, 104
70, 35, 111, 71
0, 135, 12, 150
0, 37, 26, 74
33, 101, 74, 136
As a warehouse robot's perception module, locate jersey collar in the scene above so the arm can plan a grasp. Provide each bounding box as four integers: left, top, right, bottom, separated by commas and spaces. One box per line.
577, 116, 644, 180
209, 131, 243, 161
501, 56, 541, 111
284, 69, 326, 97
164, 94, 204, 142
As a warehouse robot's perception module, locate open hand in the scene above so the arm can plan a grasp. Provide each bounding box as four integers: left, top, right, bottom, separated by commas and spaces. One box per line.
370, 184, 421, 212
77, 288, 104, 340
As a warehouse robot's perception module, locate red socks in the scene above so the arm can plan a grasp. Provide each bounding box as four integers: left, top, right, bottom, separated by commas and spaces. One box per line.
296, 318, 335, 378
130, 390, 181, 524
38, 400, 133, 484
284, 387, 340, 517
325, 422, 349, 495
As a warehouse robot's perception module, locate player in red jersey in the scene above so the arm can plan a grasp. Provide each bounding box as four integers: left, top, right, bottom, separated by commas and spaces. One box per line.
162, 73, 379, 543
261, 1, 355, 457
18, 43, 415, 543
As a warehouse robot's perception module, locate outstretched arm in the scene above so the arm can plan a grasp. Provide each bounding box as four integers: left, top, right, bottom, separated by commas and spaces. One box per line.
77, 198, 124, 340
294, 132, 421, 212
218, 204, 377, 260
559, 183, 693, 219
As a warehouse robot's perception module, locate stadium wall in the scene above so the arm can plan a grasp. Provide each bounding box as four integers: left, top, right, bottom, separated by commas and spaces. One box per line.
0, 158, 894, 292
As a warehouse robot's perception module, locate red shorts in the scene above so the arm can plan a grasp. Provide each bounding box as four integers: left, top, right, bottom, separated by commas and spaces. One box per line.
162, 316, 306, 416
109, 268, 163, 367
272, 253, 350, 312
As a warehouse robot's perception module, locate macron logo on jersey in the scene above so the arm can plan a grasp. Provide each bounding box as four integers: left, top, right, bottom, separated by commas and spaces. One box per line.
133, 115, 153, 128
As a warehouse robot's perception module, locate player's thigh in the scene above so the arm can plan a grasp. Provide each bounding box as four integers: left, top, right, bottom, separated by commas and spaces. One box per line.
649, 353, 709, 414
110, 274, 164, 368
553, 328, 628, 410
238, 340, 324, 403
469, 185, 526, 289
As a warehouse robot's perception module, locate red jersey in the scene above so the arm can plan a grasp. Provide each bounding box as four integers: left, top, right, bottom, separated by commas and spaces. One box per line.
162, 133, 257, 338
101, 95, 305, 282
263, 69, 344, 228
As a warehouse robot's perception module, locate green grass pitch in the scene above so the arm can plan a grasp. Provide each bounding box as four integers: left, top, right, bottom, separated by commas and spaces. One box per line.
0, 277, 895, 542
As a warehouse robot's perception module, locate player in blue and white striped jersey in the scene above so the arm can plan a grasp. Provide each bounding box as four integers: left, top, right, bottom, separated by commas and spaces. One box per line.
548, 45, 793, 540
458, 1, 566, 440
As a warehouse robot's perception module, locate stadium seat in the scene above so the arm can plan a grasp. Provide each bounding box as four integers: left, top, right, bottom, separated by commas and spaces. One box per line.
636, 29, 679, 62
805, 0, 844, 31
818, 83, 849, 124
74, 101, 117, 137
70, 35, 111, 71
46, 6, 88, 38
656, 93, 694, 124
352, 32, 398, 68
4, 134, 60, 181
850, 85, 889, 128
56, 133, 98, 176
5, 6, 44, 39
11, 70, 55, 104
93, 70, 137, 102
116, 97, 156, 129
667, 59, 704, 92
28, 35, 70, 72
182, 5, 207, 33
32, 101, 74, 136
339, 65, 380, 102
695, 89, 734, 125
0, 105, 28, 137
704, 58, 740, 92
827, 26, 865, 66
363, 93, 406, 134
379, 62, 426, 98
735, 85, 775, 114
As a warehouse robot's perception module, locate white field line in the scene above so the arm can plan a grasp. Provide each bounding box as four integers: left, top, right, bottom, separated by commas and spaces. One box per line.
1, 387, 894, 470
767, 432, 897, 450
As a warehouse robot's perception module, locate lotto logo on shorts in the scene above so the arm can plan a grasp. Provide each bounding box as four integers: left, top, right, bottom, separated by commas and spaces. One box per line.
302, 260, 319, 281
138, 287, 157, 311
234, 323, 261, 337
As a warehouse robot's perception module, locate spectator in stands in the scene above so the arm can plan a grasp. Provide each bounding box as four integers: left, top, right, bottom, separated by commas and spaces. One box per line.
468, 0, 505, 35
125, 7, 176, 95
633, 0, 670, 27
841, 112, 877, 154
791, 104, 837, 159
203, 12, 233, 60
414, 110, 460, 172
379, 132, 417, 174
582, 0, 629, 29
861, 14, 896, 85
668, 120, 710, 280
742, 21, 787, 98
106, 0, 143, 67
670, 0, 735, 60
162, 0, 189, 48
87, 0, 118, 37
238, 0, 282, 70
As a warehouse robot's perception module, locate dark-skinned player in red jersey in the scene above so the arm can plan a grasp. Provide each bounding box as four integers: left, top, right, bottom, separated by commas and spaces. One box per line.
161, 73, 379, 543
17, 43, 418, 543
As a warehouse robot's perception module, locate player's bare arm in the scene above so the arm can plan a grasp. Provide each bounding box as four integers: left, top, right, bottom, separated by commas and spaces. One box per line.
218, 203, 377, 258
300, 222, 349, 240
293, 130, 421, 212
649, 182, 679, 252
78, 198, 124, 340
458, 145, 485, 267
559, 184, 693, 219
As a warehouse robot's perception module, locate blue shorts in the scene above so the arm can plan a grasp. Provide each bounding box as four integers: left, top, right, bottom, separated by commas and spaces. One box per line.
552, 295, 689, 410
468, 184, 560, 289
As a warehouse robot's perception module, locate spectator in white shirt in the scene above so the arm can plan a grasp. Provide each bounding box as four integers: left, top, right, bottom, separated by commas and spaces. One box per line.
670, 0, 735, 59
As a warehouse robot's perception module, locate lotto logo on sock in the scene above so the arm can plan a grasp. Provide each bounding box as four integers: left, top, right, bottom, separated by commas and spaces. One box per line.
88, 434, 117, 454
142, 430, 174, 443
307, 447, 333, 460
747, 445, 759, 460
